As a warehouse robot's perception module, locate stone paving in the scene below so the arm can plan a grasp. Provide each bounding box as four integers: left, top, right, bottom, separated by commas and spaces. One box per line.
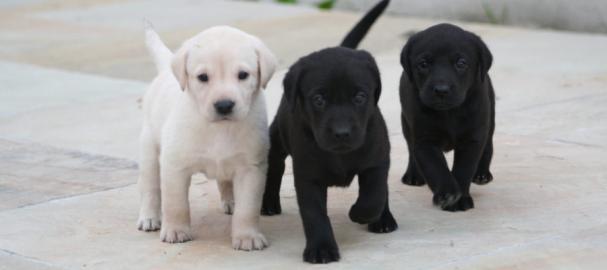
1, 0, 606, 269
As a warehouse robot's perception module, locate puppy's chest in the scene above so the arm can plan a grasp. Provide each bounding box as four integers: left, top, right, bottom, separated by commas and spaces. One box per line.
191, 134, 249, 180
319, 157, 368, 187
425, 113, 484, 151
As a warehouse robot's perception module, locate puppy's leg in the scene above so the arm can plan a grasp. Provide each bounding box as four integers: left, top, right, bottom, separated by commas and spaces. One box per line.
349, 164, 388, 224
403, 149, 425, 186
473, 139, 493, 185
401, 115, 425, 186
445, 140, 486, 212
217, 180, 234, 215
474, 86, 496, 185
159, 165, 192, 243
231, 166, 268, 251
261, 122, 287, 215
414, 143, 461, 209
137, 128, 161, 231
368, 191, 398, 233
295, 179, 339, 264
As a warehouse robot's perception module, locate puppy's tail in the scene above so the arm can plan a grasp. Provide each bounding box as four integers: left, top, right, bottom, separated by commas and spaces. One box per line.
144, 19, 173, 73
340, 0, 390, 49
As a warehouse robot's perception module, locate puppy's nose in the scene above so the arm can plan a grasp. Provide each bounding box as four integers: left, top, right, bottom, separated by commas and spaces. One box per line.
433, 84, 450, 97
333, 127, 351, 140
214, 100, 235, 115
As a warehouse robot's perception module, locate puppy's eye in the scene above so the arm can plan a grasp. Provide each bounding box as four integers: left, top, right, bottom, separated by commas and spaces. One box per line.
417, 60, 430, 70
353, 92, 368, 105
455, 58, 468, 70
238, 71, 249, 80
198, 73, 209, 83
312, 94, 326, 108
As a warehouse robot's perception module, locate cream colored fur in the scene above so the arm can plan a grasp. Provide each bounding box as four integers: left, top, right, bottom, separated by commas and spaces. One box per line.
137, 24, 276, 251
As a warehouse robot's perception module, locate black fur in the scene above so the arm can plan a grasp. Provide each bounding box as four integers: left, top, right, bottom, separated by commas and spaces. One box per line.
340, 0, 390, 48
261, 0, 396, 264
399, 23, 495, 212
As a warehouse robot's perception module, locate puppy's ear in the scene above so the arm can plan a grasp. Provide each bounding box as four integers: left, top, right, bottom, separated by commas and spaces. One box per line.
358, 50, 382, 105
283, 64, 303, 111
472, 34, 493, 82
400, 34, 416, 82
252, 38, 278, 90
171, 45, 190, 91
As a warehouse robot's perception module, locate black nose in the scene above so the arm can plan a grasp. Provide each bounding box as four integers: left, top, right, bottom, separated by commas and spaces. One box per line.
333, 127, 351, 140
214, 100, 235, 115
433, 84, 450, 97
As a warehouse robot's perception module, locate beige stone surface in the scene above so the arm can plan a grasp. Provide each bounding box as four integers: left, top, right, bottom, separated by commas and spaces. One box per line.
0, 139, 136, 210
0, 0, 606, 269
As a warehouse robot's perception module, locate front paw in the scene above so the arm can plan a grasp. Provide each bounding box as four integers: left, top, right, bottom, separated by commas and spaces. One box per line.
137, 216, 161, 232
401, 170, 425, 186
303, 242, 340, 264
443, 196, 474, 212
261, 196, 281, 216
232, 231, 268, 251
160, 225, 192, 243
433, 191, 462, 209
368, 210, 398, 233
473, 171, 493, 185
349, 202, 383, 224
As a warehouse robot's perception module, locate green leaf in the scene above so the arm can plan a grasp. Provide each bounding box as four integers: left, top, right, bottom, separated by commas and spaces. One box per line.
275, 0, 297, 4
317, 0, 335, 10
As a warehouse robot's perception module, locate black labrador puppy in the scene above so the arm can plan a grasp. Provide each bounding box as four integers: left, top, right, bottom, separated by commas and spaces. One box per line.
399, 23, 495, 212
261, 0, 397, 264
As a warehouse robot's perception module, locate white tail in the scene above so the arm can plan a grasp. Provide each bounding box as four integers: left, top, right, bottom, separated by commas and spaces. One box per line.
144, 19, 173, 73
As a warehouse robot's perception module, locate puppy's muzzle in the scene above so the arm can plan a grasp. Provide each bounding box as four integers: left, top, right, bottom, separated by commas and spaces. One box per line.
425, 83, 459, 110
433, 84, 451, 98
332, 126, 352, 141
323, 124, 360, 153
214, 99, 235, 116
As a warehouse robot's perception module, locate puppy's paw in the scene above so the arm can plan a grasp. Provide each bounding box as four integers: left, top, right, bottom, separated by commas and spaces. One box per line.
442, 196, 474, 212
260, 196, 282, 216
473, 171, 493, 185
221, 199, 235, 215
433, 192, 462, 209
137, 216, 161, 232
232, 231, 268, 251
401, 170, 425, 186
368, 210, 398, 233
349, 202, 382, 224
160, 225, 192, 243
303, 243, 340, 264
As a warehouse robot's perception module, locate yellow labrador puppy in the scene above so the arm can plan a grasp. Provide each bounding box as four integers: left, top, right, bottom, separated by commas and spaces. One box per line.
137, 24, 277, 251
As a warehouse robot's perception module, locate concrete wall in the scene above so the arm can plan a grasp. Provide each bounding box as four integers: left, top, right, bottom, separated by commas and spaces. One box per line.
336, 0, 607, 33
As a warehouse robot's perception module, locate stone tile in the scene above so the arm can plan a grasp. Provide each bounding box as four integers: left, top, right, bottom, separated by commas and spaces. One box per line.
0, 251, 63, 270
0, 61, 145, 160
0, 61, 144, 119
433, 226, 607, 270
0, 139, 137, 210
0, 132, 605, 269
31, 0, 317, 32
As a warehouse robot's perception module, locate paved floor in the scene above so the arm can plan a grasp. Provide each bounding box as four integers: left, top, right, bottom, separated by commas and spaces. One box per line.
1, 0, 606, 269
